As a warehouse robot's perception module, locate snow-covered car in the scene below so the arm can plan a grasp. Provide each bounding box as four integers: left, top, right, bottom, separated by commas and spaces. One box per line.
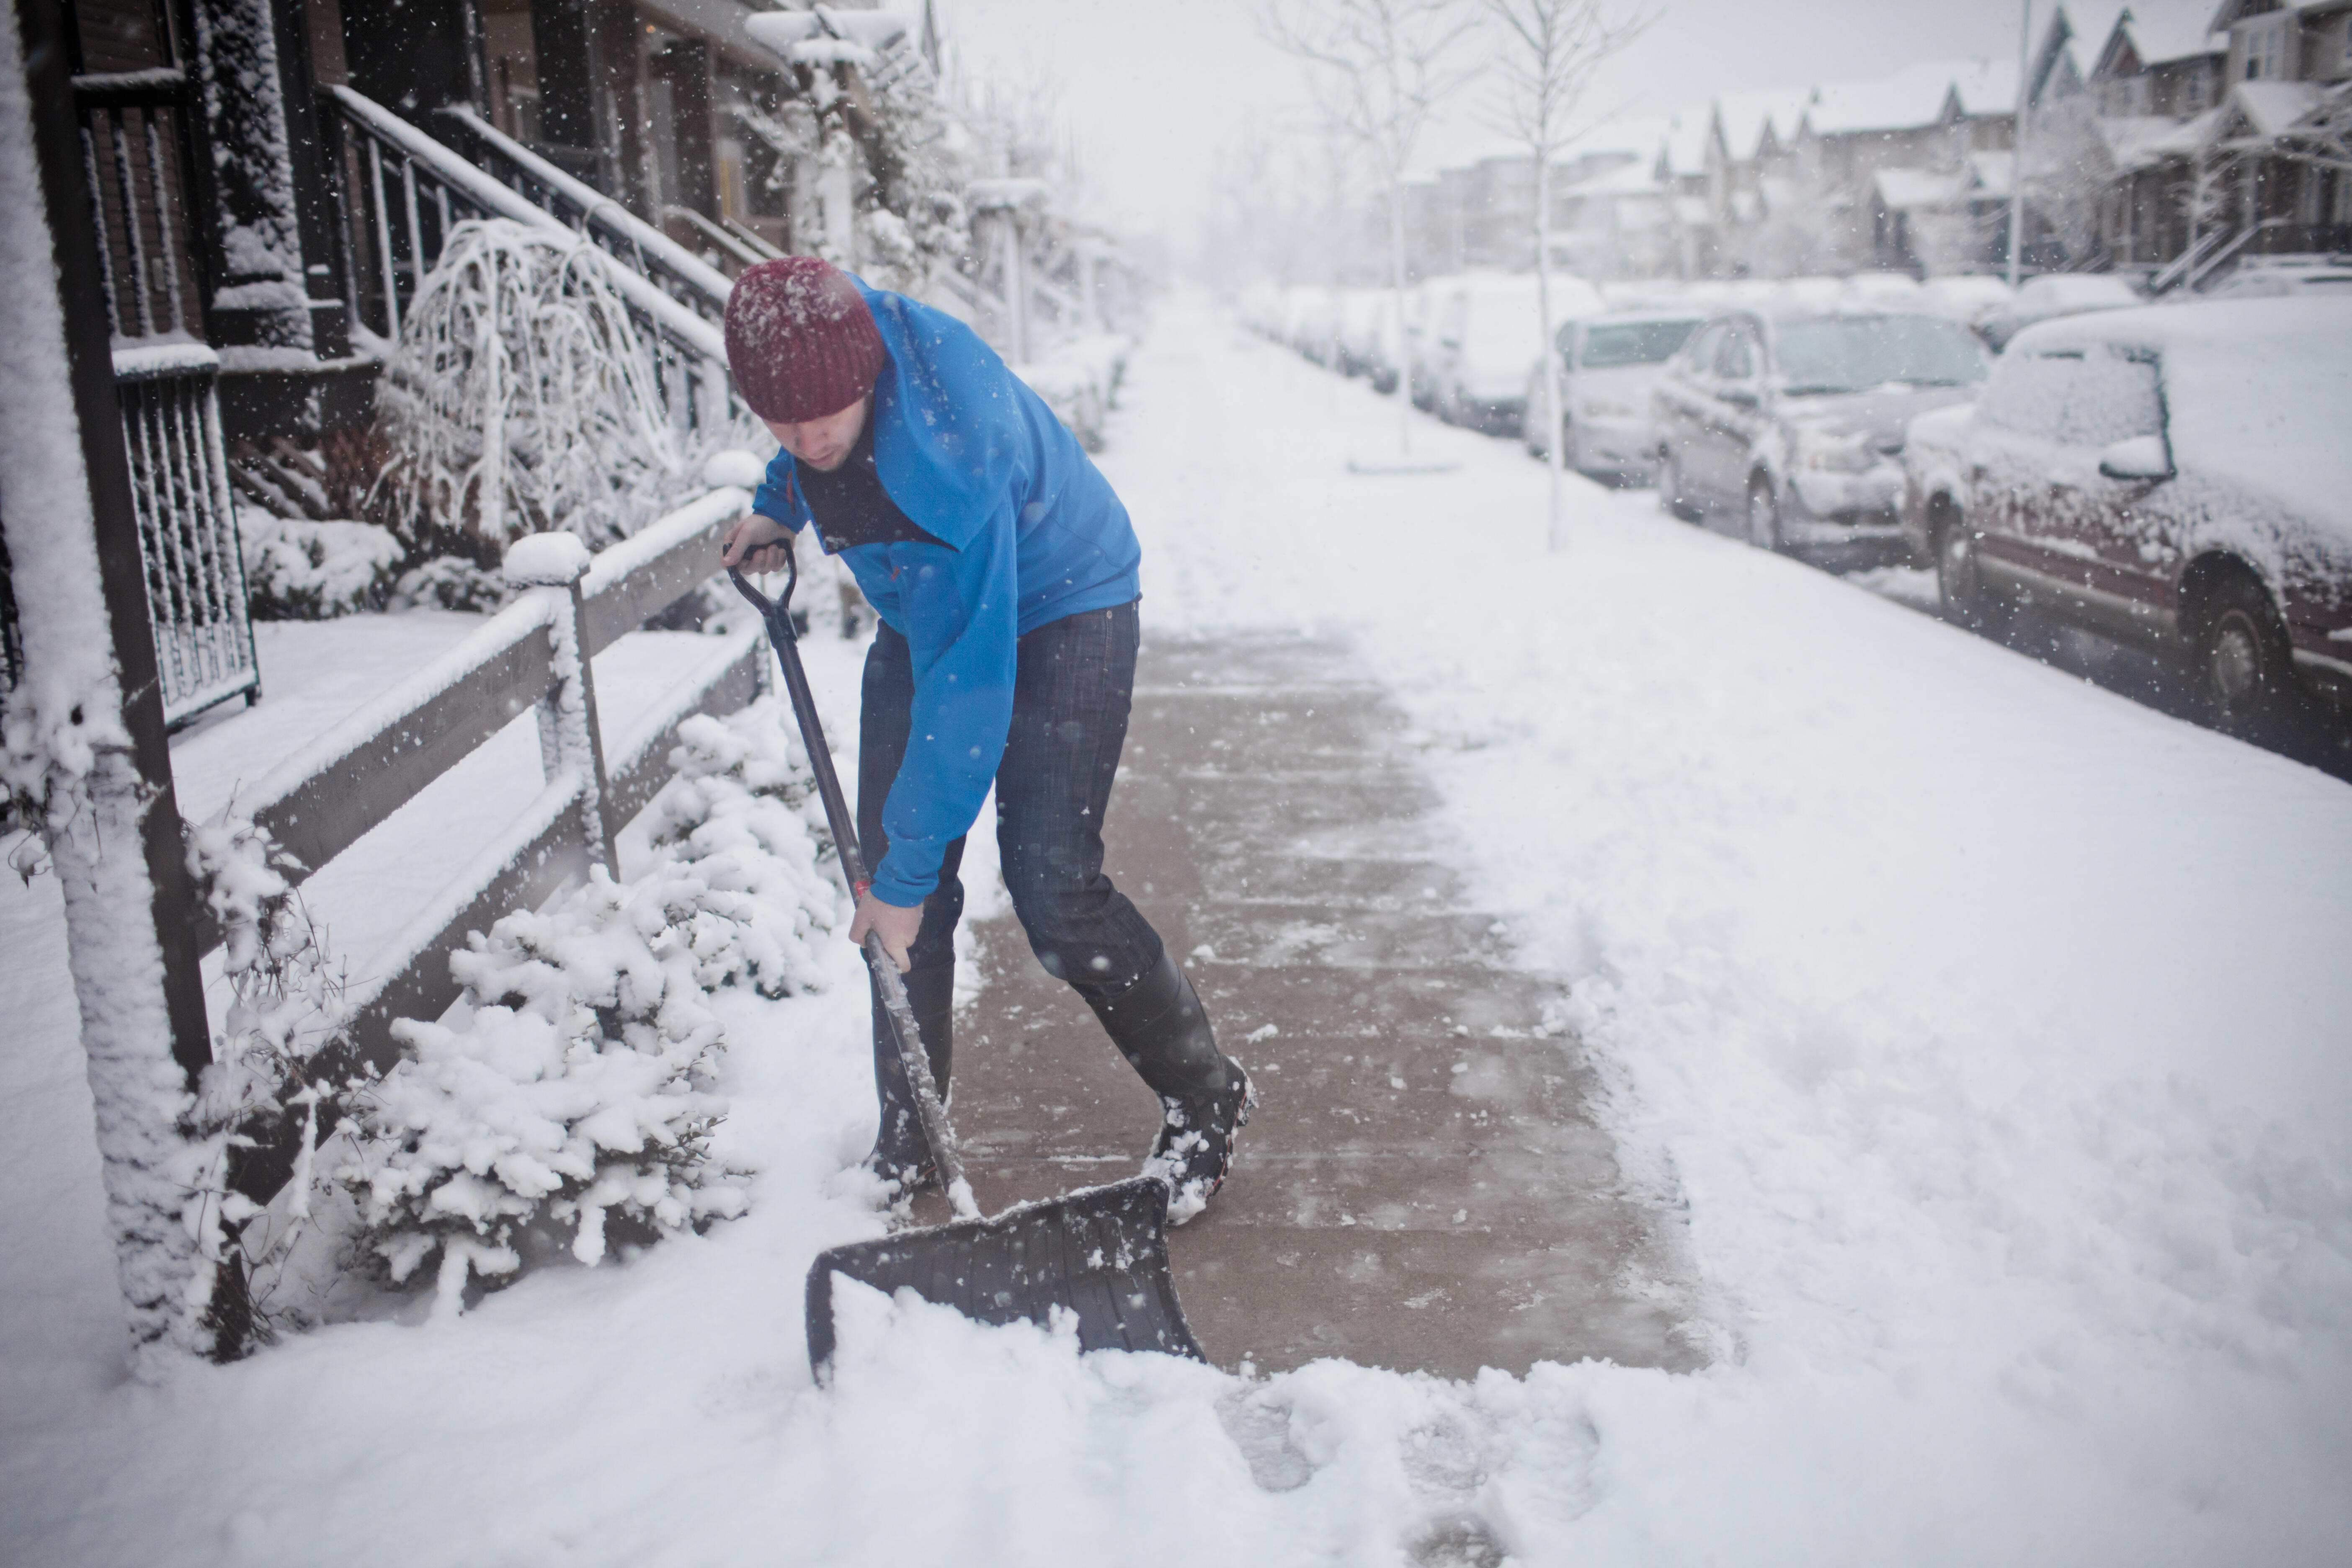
1839, 271, 1926, 310
1289, 288, 1343, 366
2201, 256, 2352, 300
1653, 307, 1990, 567
1919, 274, 2016, 335
1522, 309, 1704, 482
1901, 298, 2352, 732
1419, 271, 1604, 433
1981, 273, 2141, 350
1336, 287, 1405, 391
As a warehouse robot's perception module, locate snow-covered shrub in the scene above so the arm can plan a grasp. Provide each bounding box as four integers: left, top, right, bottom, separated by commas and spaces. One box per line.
389, 554, 509, 613
238, 505, 404, 619
377, 219, 689, 552
337, 696, 846, 1312
637, 703, 845, 997
342, 870, 750, 1311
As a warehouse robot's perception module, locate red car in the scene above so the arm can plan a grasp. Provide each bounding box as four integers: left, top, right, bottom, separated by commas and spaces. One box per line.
1901, 299, 2352, 732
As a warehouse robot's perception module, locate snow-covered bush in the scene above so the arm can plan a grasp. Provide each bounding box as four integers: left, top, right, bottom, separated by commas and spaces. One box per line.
337, 696, 845, 1312
238, 505, 405, 619
388, 554, 509, 613
377, 219, 689, 552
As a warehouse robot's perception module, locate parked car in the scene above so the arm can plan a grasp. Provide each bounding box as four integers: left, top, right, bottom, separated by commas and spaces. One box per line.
1839, 271, 1926, 309
1981, 273, 2141, 350
1336, 287, 1404, 392
1522, 309, 1704, 482
2202, 256, 2352, 300
1900, 298, 2352, 732
1291, 287, 1343, 366
1919, 274, 2016, 337
1420, 271, 1605, 433
1653, 307, 1990, 567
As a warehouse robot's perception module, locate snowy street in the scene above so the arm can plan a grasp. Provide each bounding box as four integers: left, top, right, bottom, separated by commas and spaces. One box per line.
5, 304, 2349, 1564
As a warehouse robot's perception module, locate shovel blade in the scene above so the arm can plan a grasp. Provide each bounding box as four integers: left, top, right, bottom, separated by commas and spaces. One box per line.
806, 1175, 1206, 1372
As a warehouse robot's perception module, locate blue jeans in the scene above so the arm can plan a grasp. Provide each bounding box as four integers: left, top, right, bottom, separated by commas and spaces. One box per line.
857, 600, 1166, 998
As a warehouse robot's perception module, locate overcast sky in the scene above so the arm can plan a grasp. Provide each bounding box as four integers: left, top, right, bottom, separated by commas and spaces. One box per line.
937, 0, 2209, 255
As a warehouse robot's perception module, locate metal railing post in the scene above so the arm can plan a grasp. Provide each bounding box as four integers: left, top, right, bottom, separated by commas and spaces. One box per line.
504, 534, 616, 875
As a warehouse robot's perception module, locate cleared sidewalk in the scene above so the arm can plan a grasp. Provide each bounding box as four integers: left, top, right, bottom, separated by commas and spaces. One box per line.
918, 631, 1704, 1379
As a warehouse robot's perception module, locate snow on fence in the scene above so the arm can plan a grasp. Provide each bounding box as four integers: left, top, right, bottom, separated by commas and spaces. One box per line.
322, 86, 739, 446
211, 488, 763, 1205
111, 341, 260, 724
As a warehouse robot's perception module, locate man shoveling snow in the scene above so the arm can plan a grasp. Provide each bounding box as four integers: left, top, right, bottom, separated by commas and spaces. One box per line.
718, 258, 1253, 1223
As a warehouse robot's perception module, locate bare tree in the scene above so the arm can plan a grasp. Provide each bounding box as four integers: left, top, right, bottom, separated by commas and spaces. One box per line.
1263, 0, 1479, 456
1480, 0, 1649, 547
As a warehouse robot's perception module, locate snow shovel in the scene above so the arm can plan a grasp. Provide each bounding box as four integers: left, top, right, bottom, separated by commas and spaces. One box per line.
726, 562, 1206, 1376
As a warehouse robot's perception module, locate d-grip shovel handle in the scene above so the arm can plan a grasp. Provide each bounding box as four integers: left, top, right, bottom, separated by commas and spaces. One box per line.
728, 563, 975, 1215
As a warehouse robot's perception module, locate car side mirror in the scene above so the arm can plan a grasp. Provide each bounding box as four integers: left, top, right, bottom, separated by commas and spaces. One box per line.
2097, 435, 2172, 482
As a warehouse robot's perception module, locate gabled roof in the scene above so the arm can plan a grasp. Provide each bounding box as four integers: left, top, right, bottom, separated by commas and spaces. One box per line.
1713, 88, 1814, 162
1872, 167, 1970, 210
1558, 158, 1667, 199
1802, 57, 2019, 136
2082, 0, 2225, 75
2096, 111, 2191, 168
1660, 109, 1714, 179
2231, 79, 2325, 138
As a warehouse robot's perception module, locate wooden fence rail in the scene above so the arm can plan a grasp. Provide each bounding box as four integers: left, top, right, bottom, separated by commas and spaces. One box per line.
220, 489, 763, 1204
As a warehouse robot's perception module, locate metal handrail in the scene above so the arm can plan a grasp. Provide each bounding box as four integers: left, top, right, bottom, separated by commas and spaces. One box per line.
432, 105, 736, 321
322, 85, 742, 439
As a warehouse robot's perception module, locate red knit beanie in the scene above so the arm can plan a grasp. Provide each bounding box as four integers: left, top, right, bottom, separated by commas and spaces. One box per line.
723, 258, 889, 423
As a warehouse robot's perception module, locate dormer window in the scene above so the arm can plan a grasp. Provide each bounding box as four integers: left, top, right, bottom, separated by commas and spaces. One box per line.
2244, 17, 2287, 80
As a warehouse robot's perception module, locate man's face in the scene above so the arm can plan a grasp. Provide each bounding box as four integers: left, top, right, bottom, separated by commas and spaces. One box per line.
765, 396, 869, 473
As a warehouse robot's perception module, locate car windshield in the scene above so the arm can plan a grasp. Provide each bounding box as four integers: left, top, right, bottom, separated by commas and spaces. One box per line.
1578, 320, 1699, 368
1772, 315, 1988, 395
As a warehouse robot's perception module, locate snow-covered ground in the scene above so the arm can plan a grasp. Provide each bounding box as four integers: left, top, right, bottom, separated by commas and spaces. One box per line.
3, 305, 2348, 1565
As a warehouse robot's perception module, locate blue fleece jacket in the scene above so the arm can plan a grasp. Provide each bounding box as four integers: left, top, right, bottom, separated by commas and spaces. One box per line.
750, 281, 1141, 905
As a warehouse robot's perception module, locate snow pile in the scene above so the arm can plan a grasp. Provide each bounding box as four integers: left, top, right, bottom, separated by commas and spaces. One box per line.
378, 219, 692, 550
1016, 333, 1131, 451
237, 505, 405, 619
338, 696, 844, 1311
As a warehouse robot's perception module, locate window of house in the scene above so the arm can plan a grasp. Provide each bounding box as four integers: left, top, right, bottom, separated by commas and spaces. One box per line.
2244, 18, 2287, 80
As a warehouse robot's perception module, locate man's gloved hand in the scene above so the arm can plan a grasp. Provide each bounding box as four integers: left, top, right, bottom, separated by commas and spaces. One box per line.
721, 513, 794, 575
849, 890, 924, 974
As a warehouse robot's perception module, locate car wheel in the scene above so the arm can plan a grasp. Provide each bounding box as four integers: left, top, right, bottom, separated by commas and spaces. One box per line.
1934, 514, 2008, 634
2195, 573, 2298, 737
1745, 479, 1782, 552
1659, 449, 1697, 521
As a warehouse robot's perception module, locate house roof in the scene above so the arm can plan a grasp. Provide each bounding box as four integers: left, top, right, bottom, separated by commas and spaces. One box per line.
1872, 167, 1970, 210
1559, 158, 1668, 199
2078, 0, 2223, 75
2232, 79, 2325, 138
1661, 110, 1714, 178
1803, 57, 2020, 136
1714, 88, 1814, 161
2096, 112, 2189, 168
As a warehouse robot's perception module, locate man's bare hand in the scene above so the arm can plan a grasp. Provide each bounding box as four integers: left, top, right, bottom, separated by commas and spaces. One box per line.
849, 891, 924, 973
721, 513, 794, 575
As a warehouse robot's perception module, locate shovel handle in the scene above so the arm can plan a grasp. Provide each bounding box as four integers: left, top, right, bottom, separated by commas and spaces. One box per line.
728, 563, 974, 1214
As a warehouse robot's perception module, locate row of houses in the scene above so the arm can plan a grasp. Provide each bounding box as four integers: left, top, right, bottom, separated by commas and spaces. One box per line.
1398, 0, 2352, 291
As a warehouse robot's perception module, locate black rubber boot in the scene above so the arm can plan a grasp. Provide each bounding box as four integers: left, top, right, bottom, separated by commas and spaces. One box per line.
1085, 950, 1255, 1224
867, 962, 954, 1194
